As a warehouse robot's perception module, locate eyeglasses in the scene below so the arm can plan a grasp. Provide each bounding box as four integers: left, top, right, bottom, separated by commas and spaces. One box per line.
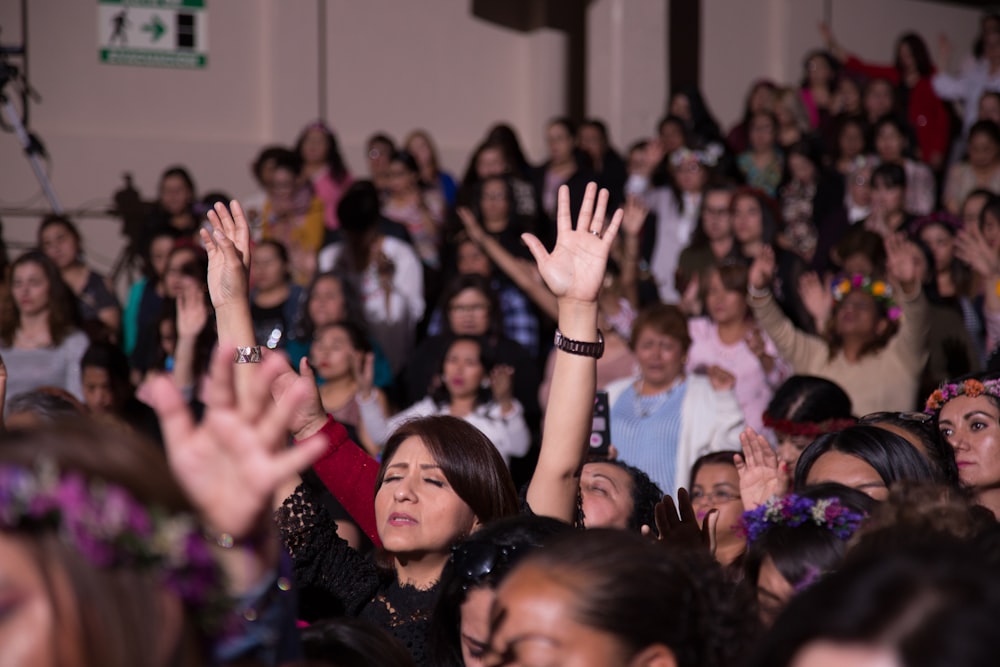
858, 411, 932, 424
689, 489, 741, 504
451, 542, 521, 591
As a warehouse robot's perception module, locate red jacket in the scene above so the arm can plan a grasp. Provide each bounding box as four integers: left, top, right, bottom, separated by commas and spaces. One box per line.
845, 55, 951, 167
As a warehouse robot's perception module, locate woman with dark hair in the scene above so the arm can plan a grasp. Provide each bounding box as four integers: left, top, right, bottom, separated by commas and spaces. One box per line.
743, 483, 874, 626
861, 77, 899, 129
822, 25, 951, 170
382, 150, 446, 270
429, 515, 573, 667
798, 50, 840, 130
927, 371, 1000, 516
485, 123, 532, 179
146, 165, 198, 239
689, 450, 747, 568
737, 111, 784, 197
749, 233, 929, 415
405, 129, 457, 207
261, 148, 325, 286
319, 180, 425, 376
978, 90, 1000, 124
856, 411, 958, 486
366, 132, 396, 194
872, 114, 937, 216
403, 274, 539, 426
669, 85, 724, 148
531, 117, 596, 228
863, 161, 914, 236
794, 425, 941, 497
0, 251, 88, 402
296, 120, 353, 231
458, 140, 538, 219
302, 618, 417, 667
777, 139, 844, 266
79, 340, 161, 444
578, 118, 628, 207
122, 226, 177, 358
830, 115, 868, 178
360, 336, 530, 465
488, 529, 755, 667
763, 375, 855, 469
38, 215, 121, 339
249, 239, 305, 351
686, 261, 790, 434
676, 185, 740, 304
727, 80, 779, 154
944, 119, 1000, 214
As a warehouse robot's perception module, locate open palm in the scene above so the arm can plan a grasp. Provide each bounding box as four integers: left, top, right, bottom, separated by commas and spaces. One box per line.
521, 183, 623, 303
147, 346, 327, 539
201, 200, 252, 311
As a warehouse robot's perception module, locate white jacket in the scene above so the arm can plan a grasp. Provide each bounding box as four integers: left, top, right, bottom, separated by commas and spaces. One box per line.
604, 374, 745, 493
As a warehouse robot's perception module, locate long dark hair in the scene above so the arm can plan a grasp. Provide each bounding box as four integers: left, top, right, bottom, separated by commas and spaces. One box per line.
299, 271, 368, 342
295, 121, 349, 184
895, 32, 934, 79
430, 335, 495, 408
1, 251, 80, 346
438, 274, 503, 339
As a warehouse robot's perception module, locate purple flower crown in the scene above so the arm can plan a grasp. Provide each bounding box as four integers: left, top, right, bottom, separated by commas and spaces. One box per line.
740, 494, 866, 544
0, 462, 225, 620
925, 378, 1000, 414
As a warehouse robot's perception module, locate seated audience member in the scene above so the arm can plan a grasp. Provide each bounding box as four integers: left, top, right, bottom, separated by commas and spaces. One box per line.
365, 132, 396, 195
241, 144, 287, 234
145, 165, 199, 241
727, 79, 780, 154
405, 129, 458, 207
0, 251, 89, 402
260, 148, 325, 286
457, 139, 538, 219
871, 114, 936, 216
944, 119, 1000, 214
604, 303, 745, 495
319, 181, 425, 376
577, 118, 628, 209
531, 117, 596, 229
763, 375, 855, 469
296, 120, 354, 231
79, 341, 161, 445
748, 235, 929, 415
123, 226, 177, 358
381, 150, 446, 271
686, 261, 791, 434
3, 387, 85, 429
689, 450, 748, 569
360, 336, 530, 466
249, 240, 305, 351
737, 111, 785, 197
38, 215, 121, 341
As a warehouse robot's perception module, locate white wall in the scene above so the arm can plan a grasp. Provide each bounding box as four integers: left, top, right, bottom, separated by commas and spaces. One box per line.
0, 0, 985, 278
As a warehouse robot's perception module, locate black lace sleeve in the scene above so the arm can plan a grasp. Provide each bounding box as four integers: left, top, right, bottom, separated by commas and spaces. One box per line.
275, 482, 380, 622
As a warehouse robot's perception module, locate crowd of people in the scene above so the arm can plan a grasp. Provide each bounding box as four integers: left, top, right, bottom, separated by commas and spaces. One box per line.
5, 14, 1000, 667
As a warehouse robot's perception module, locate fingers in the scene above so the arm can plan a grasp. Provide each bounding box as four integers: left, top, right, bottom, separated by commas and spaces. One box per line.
677, 488, 698, 525
239, 350, 284, 422
520, 233, 549, 267
589, 187, 610, 235
203, 343, 237, 410
575, 182, 598, 233
704, 510, 720, 554
556, 185, 573, 233
270, 433, 328, 480
145, 374, 196, 457
602, 207, 624, 252
659, 494, 681, 531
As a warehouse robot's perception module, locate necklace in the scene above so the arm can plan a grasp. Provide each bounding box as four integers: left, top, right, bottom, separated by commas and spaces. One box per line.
633, 377, 682, 418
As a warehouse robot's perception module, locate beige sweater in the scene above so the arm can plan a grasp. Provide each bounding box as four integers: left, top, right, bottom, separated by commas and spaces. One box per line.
750, 292, 929, 415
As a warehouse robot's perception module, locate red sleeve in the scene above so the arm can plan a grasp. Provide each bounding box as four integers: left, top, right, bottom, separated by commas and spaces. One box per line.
298, 416, 382, 548
844, 55, 901, 85
909, 79, 951, 167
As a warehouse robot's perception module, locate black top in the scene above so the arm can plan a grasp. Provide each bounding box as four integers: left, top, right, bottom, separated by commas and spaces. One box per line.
276, 483, 439, 667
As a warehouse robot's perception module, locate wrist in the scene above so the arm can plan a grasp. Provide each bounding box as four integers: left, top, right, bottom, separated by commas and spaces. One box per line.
556, 300, 600, 340
294, 414, 330, 442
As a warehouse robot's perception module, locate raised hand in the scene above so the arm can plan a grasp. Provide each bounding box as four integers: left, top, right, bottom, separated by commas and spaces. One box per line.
955, 224, 1000, 278
352, 351, 376, 401
175, 278, 209, 340
884, 233, 921, 294
648, 489, 718, 554
145, 345, 327, 541
521, 183, 623, 305
456, 206, 488, 245
748, 245, 776, 291
200, 200, 252, 312
735, 427, 787, 511
272, 356, 329, 441
621, 195, 648, 238
798, 271, 832, 330
706, 365, 736, 392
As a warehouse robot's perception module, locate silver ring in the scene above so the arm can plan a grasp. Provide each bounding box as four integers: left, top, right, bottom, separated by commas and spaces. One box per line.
589, 230, 601, 237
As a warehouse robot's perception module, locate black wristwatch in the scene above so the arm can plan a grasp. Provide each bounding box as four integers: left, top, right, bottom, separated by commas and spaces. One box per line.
553, 328, 604, 359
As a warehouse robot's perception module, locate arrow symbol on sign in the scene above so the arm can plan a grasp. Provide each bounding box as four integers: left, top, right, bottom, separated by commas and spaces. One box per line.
142, 16, 166, 42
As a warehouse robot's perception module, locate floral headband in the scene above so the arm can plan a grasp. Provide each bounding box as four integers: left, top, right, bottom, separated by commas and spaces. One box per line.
0, 462, 225, 622
831, 274, 901, 321
740, 494, 866, 544
762, 413, 856, 438
924, 377, 1000, 414
670, 142, 724, 168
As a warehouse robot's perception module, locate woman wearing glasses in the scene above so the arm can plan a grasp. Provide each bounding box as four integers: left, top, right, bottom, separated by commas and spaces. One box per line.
689, 450, 747, 569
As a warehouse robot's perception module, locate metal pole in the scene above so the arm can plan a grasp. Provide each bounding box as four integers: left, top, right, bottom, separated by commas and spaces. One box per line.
317, 0, 327, 121
1, 96, 62, 212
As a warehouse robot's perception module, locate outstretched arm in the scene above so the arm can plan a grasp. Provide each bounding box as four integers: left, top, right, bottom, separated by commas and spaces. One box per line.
525, 183, 623, 523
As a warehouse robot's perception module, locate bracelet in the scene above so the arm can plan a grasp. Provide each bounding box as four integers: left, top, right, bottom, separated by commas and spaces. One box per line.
747, 284, 772, 299
234, 346, 262, 364
553, 328, 604, 359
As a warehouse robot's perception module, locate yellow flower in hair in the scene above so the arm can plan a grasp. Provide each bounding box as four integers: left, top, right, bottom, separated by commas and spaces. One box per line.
871, 281, 886, 296
837, 279, 851, 294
